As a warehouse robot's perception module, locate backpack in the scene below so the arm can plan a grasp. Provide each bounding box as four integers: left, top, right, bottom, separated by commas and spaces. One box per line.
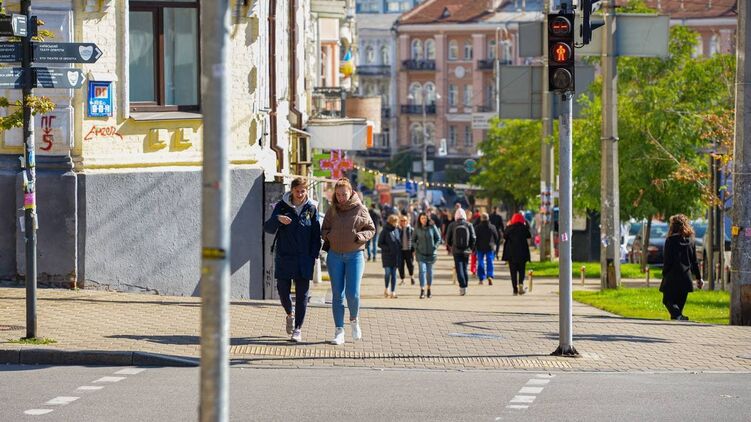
453, 223, 470, 251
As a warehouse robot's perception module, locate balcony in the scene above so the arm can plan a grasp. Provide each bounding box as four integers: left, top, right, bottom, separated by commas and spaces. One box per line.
477, 59, 513, 71
311, 87, 345, 118
357, 65, 391, 76
400, 104, 436, 115
402, 59, 436, 71
381, 107, 391, 118
475, 105, 496, 113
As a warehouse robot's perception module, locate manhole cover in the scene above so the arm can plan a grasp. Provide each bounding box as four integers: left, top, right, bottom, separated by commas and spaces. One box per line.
0, 325, 24, 331
447, 332, 503, 340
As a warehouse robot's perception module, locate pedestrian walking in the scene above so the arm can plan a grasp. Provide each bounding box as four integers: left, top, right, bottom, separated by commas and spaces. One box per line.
412, 212, 442, 298
378, 214, 401, 298
263, 177, 321, 342
321, 178, 375, 345
397, 215, 415, 286
489, 207, 505, 259
366, 203, 382, 261
475, 212, 500, 286
660, 214, 704, 320
502, 213, 532, 295
446, 208, 476, 296
469, 209, 481, 276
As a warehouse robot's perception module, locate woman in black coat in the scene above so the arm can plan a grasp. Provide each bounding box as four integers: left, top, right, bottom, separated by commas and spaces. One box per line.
501, 212, 532, 295
660, 214, 704, 320
378, 214, 402, 298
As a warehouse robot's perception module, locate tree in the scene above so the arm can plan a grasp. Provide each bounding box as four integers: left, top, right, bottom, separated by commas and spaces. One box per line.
472, 119, 555, 211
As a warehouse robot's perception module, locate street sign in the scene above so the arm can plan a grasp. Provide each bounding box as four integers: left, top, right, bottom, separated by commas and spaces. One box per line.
0, 14, 27, 37
464, 159, 477, 174
0, 67, 24, 89
34, 67, 85, 89
32, 42, 103, 63
0, 42, 23, 62
471, 113, 495, 130
577, 14, 669, 58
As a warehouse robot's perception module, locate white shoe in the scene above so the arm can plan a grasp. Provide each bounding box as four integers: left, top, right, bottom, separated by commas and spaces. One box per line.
291, 329, 302, 343
351, 319, 362, 341
460, 287, 466, 296
285, 315, 294, 335
331, 327, 345, 345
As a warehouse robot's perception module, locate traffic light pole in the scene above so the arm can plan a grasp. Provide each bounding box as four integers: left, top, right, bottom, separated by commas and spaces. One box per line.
540, 4, 554, 262
552, 91, 577, 357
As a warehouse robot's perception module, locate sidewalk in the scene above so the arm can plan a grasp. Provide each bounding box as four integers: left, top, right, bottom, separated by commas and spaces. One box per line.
1, 254, 750, 372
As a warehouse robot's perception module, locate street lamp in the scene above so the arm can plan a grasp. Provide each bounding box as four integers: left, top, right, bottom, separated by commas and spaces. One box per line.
407, 89, 439, 202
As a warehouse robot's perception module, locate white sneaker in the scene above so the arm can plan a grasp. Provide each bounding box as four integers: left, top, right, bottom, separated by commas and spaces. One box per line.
291, 329, 302, 343
285, 315, 294, 335
459, 287, 466, 296
351, 319, 362, 341
331, 327, 345, 345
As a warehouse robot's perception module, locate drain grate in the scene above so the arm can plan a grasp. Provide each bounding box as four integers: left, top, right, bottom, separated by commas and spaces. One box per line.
448, 332, 503, 340
0, 324, 24, 331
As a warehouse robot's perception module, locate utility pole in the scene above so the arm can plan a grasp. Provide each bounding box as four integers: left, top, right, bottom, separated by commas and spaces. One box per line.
21, 0, 37, 340
421, 88, 428, 200
540, 2, 554, 262
730, 0, 751, 325
600, 0, 620, 289
199, 1, 231, 420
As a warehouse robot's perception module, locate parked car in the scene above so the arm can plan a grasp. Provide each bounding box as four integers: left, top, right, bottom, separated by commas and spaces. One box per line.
696, 219, 732, 279
644, 221, 669, 265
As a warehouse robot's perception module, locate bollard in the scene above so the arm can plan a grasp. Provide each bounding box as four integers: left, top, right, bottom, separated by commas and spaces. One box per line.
528, 270, 534, 292
580, 265, 586, 285
645, 266, 650, 288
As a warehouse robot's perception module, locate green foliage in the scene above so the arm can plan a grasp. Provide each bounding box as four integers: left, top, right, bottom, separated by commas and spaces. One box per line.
471, 119, 553, 210
615, 0, 657, 13
573, 287, 730, 325
385, 149, 414, 178
527, 261, 661, 279
9, 337, 57, 345
574, 25, 735, 220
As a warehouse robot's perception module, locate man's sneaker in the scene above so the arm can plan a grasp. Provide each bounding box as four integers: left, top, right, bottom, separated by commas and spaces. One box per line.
291, 329, 302, 343
487, 277, 494, 286
351, 319, 362, 341
331, 327, 345, 345
285, 315, 294, 335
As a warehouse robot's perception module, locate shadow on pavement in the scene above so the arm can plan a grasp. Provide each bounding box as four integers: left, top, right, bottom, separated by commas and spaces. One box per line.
544, 333, 672, 343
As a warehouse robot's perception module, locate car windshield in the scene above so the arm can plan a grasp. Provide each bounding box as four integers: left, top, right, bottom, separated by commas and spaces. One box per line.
629, 223, 642, 236
650, 223, 669, 238
693, 223, 707, 238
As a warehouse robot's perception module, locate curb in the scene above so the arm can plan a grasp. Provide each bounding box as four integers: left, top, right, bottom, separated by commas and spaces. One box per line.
0, 348, 200, 367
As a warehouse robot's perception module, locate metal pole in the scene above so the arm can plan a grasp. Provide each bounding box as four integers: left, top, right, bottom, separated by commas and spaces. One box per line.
199, 1, 231, 420
422, 88, 428, 199
540, 3, 554, 261
600, 0, 620, 289
730, 0, 751, 325
552, 92, 578, 356
707, 153, 716, 289
21, 0, 37, 340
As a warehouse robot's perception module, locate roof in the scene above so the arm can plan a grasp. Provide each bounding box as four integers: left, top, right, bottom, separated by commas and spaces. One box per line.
398, 0, 495, 25
618, 0, 737, 19
356, 13, 401, 32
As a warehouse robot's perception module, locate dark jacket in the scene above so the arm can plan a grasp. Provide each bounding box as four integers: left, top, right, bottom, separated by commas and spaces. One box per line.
368, 207, 382, 230
501, 223, 531, 263
446, 219, 476, 257
263, 193, 321, 280
378, 223, 402, 267
412, 223, 442, 263
660, 235, 701, 294
475, 221, 500, 253
399, 225, 414, 251
489, 213, 505, 237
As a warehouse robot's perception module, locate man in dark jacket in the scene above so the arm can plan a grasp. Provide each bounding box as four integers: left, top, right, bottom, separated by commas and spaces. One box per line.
446, 208, 476, 296
366, 203, 382, 261
489, 207, 505, 258
475, 213, 500, 285
263, 178, 321, 342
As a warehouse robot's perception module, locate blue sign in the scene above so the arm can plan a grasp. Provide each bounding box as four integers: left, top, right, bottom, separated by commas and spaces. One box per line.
87, 81, 112, 117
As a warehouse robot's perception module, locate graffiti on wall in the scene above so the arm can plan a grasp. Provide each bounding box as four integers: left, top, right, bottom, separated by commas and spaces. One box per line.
83, 125, 123, 141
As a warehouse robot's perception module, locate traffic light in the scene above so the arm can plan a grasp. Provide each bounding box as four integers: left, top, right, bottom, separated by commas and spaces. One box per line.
548, 12, 575, 93
580, 0, 603, 45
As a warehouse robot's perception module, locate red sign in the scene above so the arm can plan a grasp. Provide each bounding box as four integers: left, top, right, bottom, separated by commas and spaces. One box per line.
319, 150, 354, 179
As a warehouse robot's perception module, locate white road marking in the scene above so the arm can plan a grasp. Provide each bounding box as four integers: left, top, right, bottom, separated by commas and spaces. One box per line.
506, 405, 530, 410
510, 395, 536, 403
519, 386, 544, 394
77, 386, 104, 391
526, 378, 550, 386
115, 368, 146, 375
93, 376, 126, 383
24, 409, 54, 415
45, 396, 79, 405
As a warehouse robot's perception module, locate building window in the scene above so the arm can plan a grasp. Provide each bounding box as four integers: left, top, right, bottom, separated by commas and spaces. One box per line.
381, 45, 390, 64
500, 40, 512, 64
410, 123, 424, 145
448, 84, 457, 107
366, 45, 376, 64
488, 40, 496, 59
463, 85, 472, 107
381, 129, 390, 149
409, 82, 423, 105
357, 0, 381, 13
411, 39, 423, 60
464, 126, 473, 146
486, 82, 495, 110
448, 40, 458, 61
463, 41, 473, 60
693, 35, 704, 57
367, 83, 379, 97
424, 82, 436, 105
425, 39, 436, 60
709, 34, 721, 56
425, 122, 435, 143
448, 125, 457, 146
129, 0, 199, 112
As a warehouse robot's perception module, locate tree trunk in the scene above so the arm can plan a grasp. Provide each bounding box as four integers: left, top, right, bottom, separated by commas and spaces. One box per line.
641, 218, 653, 271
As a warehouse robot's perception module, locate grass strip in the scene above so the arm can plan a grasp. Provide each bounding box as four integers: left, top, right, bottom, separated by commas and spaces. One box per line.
527, 261, 661, 279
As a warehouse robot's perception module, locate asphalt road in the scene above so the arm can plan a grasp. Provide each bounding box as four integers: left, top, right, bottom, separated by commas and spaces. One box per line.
2, 365, 750, 421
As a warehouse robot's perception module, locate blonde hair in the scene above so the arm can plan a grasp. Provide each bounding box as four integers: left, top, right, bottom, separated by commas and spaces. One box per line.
387, 214, 400, 225
334, 178, 352, 191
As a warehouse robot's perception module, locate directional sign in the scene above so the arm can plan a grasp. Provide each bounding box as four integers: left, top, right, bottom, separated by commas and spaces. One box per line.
33, 67, 85, 89
0, 14, 27, 37
32, 42, 103, 64
0, 67, 24, 89
0, 42, 22, 62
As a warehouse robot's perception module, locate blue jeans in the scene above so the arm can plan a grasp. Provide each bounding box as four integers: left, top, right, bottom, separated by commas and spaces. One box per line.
476, 250, 495, 281
366, 232, 379, 260
417, 260, 434, 288
453, 255, 469, 288
327, 250, 364, 328
384, 267, 397, 291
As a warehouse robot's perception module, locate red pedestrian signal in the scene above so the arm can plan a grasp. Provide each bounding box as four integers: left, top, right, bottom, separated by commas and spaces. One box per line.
547, 12, 575, 92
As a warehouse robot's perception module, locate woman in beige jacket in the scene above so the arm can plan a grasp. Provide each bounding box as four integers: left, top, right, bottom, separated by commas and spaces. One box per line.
321, 178, 375, 345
